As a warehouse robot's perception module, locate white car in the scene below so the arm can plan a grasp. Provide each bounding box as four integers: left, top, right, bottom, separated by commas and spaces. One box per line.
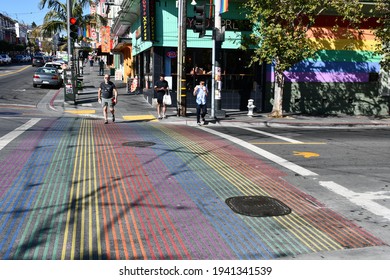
0, 54, 11, 64
24, 55, 31, 62
44, 62, 64, 74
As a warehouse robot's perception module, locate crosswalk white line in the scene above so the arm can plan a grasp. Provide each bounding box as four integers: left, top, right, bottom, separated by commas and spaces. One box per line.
0, 118, 41, 151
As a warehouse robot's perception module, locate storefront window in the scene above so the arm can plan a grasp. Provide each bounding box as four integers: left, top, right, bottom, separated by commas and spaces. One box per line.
143, 50, 153, 89
184, 48, 254, 91
143, 50, 151, 74
186, 49, 212, 75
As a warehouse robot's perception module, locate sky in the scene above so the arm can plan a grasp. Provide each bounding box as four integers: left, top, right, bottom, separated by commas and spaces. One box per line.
1, 0, 49, 26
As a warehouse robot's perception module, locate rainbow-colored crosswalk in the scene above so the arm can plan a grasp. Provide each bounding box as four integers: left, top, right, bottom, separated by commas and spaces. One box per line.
0, 118, 385, 259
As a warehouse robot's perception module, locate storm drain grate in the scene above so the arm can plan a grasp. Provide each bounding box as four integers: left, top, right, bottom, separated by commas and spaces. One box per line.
122, 141, 156, 147
225, 196, 291, 217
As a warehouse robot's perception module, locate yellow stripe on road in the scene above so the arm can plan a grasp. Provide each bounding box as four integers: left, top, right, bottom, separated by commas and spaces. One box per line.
123, 115, 158, 122
0, 65, 31, 77
61, 120, 102, 260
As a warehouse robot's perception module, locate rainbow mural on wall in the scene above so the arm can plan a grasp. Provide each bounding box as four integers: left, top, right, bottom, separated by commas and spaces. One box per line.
267, 16, 382, 83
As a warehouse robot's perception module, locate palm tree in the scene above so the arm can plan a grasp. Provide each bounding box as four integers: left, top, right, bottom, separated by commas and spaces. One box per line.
38, 0, 107, 40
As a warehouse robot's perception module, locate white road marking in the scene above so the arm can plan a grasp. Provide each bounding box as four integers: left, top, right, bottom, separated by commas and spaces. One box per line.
320, 181, 390, 221
200, 127, 318, 176
240, 127, 304, 143
0, 118, 41, 151
200, 126, 390, 220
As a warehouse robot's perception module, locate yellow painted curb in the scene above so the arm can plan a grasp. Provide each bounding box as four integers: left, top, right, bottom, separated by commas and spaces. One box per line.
123, 115, 157, 122
65, 110, 96, 115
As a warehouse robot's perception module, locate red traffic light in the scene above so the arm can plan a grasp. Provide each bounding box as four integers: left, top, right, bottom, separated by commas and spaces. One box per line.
69, 17, 77, 25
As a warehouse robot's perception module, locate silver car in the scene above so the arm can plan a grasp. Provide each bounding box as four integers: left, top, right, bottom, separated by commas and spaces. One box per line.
33, 67, 63, 88
0, 54, 11, 64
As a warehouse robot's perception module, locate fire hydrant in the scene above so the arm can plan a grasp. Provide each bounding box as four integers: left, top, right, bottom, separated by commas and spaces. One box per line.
247, 99, 256, 117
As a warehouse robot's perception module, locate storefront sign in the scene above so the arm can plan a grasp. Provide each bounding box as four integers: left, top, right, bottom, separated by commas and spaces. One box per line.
140, 0, 156, 42
100, 26, 111, 53
187, 18, 252, 31
166, 51, 177, 58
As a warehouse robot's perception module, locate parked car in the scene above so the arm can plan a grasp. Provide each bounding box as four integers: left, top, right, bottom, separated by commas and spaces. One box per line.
44, 55, 53, 62
32, 56, 45, 67
53, 59, 68, 65
0, 54, 11, 64
44, 62, 64, 74
24, 55, 31, 62
33, 67, 63, 88
14, 55, 26, 63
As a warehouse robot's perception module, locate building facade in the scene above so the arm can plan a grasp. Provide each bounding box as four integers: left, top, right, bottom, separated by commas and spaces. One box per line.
110, 0, 259, 110
264, 14, 388, 116
108, 0, 389, 115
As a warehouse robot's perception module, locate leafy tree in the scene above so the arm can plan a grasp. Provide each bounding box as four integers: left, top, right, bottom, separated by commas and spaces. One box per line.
373, 0, 390, 71
243, 0, 364, 117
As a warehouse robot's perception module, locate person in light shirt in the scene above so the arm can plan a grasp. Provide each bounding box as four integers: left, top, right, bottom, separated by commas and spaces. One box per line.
193, 80, 208, 125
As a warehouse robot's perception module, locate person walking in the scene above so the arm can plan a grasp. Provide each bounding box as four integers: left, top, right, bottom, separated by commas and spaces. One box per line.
98, 74, 118, 124
89, 55, 94, 67
193, 80, 208, 125
154, 74, 169, 119
98, 58, 105, 76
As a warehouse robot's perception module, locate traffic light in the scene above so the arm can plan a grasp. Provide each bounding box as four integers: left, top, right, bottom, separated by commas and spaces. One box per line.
193, 5, 206, 38
69, 17, 78, 40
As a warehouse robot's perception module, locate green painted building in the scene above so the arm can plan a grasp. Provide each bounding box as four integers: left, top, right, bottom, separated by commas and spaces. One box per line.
112, 0, 389, 115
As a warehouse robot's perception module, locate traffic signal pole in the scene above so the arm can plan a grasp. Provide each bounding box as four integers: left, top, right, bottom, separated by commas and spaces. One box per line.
211, 0, 225, 118
65, 0, 77, 104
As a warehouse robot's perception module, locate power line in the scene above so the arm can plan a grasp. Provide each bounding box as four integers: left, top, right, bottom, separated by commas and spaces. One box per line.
1, 11, 46, 15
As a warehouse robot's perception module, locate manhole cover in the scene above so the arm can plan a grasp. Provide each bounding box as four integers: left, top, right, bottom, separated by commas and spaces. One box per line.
122, 141, 156, 147
225, 196, 291, 217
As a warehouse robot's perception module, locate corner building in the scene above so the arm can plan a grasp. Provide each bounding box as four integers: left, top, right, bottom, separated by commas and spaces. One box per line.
114, 0, 388, 115
118, 0, 260, 111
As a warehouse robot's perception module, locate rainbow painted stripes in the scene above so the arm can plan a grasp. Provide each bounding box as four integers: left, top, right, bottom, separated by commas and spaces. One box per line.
267, 19, 382, 83
220, 0, 228, 14
0, 118, 385, 259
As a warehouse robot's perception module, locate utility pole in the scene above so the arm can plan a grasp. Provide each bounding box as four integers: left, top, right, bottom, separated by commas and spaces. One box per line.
177, 0, 187, 117
66, 0, 72, 64
211, 0, 225, 118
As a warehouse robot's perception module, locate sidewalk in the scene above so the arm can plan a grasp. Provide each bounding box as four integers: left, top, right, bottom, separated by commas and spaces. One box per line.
56, 66, 390, 128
